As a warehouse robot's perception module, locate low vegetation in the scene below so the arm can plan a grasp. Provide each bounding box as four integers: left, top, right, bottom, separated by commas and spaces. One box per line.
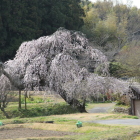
1, 114, 140, 140
0, 94, 140, 139
0, 94, 78, 119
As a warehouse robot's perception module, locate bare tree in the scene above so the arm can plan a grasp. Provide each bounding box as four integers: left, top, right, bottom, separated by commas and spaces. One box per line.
0, 75, 12, 118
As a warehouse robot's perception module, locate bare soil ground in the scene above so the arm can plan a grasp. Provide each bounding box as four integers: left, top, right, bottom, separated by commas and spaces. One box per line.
0, 126, 77, 139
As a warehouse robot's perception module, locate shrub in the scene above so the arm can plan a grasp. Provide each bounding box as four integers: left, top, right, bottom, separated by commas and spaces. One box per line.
21, 96, 54, 104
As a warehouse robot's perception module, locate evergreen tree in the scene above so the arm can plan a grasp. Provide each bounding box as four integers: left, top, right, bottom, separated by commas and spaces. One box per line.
0, 0, 84, 61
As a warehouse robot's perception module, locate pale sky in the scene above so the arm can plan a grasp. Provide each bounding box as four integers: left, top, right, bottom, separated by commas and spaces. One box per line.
89, 0, 140, 8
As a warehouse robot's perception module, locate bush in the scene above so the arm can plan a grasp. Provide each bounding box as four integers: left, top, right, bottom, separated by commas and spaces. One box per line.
13, 119, 24, 124
105, 100, 112, 103
20, 96, 54, 104
116, 101, 125, 106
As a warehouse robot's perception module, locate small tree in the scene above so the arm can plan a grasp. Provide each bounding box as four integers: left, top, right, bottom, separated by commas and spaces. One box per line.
0, 75, 12, 118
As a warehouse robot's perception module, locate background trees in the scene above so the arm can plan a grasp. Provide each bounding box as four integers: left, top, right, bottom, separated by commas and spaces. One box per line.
0, 0, 84, 62
1, 0, 140, 71
81, 0, 140, 62
80, 0, 140, 78
116, 45, 140, 77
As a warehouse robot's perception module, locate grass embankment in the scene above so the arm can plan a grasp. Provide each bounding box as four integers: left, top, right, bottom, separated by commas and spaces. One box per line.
0, 94, 78, 119
0, 94, 140, 139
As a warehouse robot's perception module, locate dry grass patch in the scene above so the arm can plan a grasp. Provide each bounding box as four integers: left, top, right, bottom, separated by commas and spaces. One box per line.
26, 123, 108, 133
14, 137, 71, 140
51, 113, 105, 121
24, 123, 76, 132
51, 113, 129, 121
1, 123, 107, 134
2, 121, 140, 140
135, 136, 140, 140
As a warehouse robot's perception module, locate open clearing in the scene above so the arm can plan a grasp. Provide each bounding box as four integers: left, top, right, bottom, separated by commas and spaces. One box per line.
1, 103, 140, 140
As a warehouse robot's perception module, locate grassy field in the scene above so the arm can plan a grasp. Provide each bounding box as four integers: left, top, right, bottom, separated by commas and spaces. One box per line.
1, 113, 140, 140
0, 93, 140, 140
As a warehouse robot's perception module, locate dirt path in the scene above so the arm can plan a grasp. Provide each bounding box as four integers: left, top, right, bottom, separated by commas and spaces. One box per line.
90, 119, 140, 125
0, 127, 77, 139
87, 103, 115, 113
87, 103, 140, 126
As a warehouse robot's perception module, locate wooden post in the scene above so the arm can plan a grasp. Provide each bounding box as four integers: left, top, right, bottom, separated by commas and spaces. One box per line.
25, 91, 27, 110
131, 99, 135, 115
19, 90, 21, 110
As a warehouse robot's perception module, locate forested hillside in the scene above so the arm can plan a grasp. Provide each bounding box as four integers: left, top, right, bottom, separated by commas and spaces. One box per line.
0, 0, 84, 61
0, 0, 140, 77
81, 0, 140, 48
81, 0, 140, 77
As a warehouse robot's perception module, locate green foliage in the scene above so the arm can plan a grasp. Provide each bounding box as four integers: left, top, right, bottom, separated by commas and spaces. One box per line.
122, 115, 139, 119
0, 103, 79, 119
116, 101, 126, 106
0, 0, 84, 61
105, 100, 112, 103
13, 119, 24, 124
109, 62, 129, 78
121, 45, 129, 51
21, 96, 53, 104
116, 45, 140, 77
81, 0, 140, 53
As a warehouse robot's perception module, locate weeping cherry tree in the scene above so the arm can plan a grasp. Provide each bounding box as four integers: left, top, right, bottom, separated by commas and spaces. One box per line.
0, 28, 129, 112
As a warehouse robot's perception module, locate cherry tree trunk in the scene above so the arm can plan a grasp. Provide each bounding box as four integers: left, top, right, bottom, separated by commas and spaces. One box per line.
68, 99, 87, 113
59, 90, 87, 113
